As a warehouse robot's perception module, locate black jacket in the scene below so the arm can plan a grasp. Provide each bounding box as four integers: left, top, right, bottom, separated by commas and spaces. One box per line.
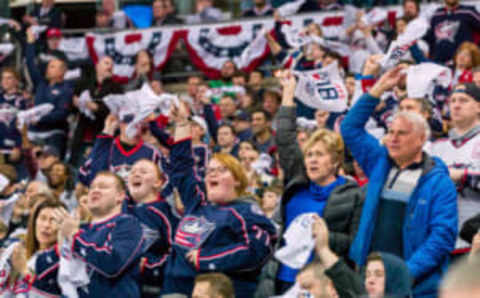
70, 76, 122, 164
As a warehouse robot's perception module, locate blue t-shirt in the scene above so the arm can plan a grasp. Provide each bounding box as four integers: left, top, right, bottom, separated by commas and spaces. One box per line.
277, 176, 346, 282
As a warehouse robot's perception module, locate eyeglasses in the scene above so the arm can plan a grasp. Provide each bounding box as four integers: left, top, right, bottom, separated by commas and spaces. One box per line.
206, 166, 229, 176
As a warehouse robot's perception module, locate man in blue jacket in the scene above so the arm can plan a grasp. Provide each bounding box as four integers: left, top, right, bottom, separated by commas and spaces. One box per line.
341, 66, 458, 298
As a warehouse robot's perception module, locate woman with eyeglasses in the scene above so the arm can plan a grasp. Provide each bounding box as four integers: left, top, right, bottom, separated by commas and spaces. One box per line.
161, 101, 276, 298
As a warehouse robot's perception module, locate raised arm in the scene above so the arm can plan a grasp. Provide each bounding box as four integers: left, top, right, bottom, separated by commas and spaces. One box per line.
169, 101, 207, 212
25, 27, 43, 88
275, 70, 307, 185
313, 216, 366, 297
341, 61, 405, 177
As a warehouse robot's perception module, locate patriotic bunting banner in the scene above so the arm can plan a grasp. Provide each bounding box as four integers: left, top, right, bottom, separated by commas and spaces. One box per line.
83, 8, 403, 79
183, 20, 271, 77
86, 26, 180, 82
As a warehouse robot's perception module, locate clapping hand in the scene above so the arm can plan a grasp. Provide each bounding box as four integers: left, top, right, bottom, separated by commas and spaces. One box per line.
53, 208, 80, 247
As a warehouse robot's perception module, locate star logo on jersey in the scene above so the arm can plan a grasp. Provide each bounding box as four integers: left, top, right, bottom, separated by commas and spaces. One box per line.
435, 20, 460, 43
175, 216, 215, 249
112, 164, 132, 182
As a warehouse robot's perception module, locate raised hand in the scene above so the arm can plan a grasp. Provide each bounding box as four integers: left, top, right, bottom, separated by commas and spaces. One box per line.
276, 69, 296, 106
369, 65, 407, 98
103, 114, 119, 135
11, 243, 28, 276
311, 214, 329, 253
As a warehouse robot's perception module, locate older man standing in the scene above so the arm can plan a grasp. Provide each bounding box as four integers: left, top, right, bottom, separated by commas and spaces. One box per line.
341, 66, 458, 298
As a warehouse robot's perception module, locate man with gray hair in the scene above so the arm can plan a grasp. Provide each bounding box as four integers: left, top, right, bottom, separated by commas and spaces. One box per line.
430, 83, 480, 256
341, 65, 458, 297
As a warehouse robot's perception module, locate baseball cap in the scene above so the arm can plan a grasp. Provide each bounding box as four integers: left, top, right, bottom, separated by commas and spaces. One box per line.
46, 28, 62, 39
191, 116, 208, 132
234, 110, 251, 122
454, 83, 480, 102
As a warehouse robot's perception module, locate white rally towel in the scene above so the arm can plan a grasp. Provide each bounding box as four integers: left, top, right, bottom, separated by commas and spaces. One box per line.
293, 61, 348, 112
17, 103, 54, 129
126, 83, 179, 139
0, 193, 21, 226
311, 36, 351, 57
251, 153, 273, 176
406, 62, 452, 100
30, 25, 47, 39
59, 37, 89, 61
277, 0, 306, 17
0, 18, 10, 26
104, 84, 180, 139
296, 117, 318, 130
77, 90, 96, 120
361, 8, 388, 26
0, 242, 19, 285
380, 17, 429, 69
103, 93, 129, 116
275, 213, 317, 269
0, 43, 15, 61
0, 174, 9, 194
342, 5, 358, 29
58, 238, 90, 298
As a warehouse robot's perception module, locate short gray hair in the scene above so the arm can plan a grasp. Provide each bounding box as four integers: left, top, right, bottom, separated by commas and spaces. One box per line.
392, 111, 431, 142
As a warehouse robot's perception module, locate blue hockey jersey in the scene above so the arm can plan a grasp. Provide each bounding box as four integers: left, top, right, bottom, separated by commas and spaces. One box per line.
71, 213, 145, 298
424, 4, 480, 63
78, 134, 161, 186
162, 139, 276, 298
122, 195, 180, 287
29, 245, 62, 297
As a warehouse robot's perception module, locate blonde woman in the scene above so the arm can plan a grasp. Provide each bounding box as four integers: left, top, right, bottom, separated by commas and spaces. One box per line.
260, 71, 364, 295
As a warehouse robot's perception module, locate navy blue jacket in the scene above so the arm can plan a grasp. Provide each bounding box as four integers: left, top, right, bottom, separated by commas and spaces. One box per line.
30, 246, 62, 297
25, 43, 73, 133
341, 93, 458, 297
163, 139, 276, 296
78, 134, 160, 186
122, 196, 179, 286
72, 214, 145, 298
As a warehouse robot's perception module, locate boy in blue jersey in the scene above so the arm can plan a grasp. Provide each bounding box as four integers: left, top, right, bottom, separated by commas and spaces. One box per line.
55, 172, 145, 298
123, 159, 180, 297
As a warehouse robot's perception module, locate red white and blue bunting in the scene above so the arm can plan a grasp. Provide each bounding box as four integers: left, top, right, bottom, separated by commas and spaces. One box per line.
74, 9, 404, 80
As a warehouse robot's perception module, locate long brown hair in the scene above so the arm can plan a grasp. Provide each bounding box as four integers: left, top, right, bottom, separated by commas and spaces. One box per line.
25, 194, 65, 259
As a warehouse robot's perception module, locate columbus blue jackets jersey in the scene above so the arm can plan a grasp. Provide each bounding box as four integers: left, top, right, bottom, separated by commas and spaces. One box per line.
78, 134, 161, 186
122, 196, 180, 286
424, 4, 480, 63
162, 139, 276, 297
71, 213, 145, 298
